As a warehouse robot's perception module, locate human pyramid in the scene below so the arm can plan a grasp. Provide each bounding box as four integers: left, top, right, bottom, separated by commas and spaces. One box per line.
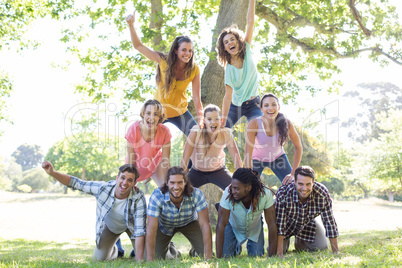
41, 0, 339, 262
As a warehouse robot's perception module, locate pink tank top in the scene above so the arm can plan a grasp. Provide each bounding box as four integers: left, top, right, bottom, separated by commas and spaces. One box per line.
190, 129, 226, 172
252, 117, 285, 162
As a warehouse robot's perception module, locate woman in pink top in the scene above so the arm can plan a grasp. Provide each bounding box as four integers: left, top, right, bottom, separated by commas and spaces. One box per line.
244, 93, 302, 185
180, 104, 242, 190
125, 99, 172, 187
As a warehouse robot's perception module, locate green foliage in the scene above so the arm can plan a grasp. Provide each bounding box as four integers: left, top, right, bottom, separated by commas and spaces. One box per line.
0, 71, 13, 133
367, 109, 402, 195
16, 184, 32, 193
11, 144, 44, 171
18, 167, 51, 192
45, 131, 124, 181
285, 125, 333, 178
321, 177, 345, 196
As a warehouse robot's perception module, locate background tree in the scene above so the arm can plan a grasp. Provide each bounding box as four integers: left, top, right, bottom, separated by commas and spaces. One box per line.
367, 109, 402, 202
342, 82, 402, 143
11, 144, 44, 171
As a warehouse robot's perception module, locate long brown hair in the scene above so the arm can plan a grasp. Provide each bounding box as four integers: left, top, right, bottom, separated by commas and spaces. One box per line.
198, 104, 221, 159
160, 166, 194, 197
216, 24, 246, 67
156, 36, 195, 97
260, 93, 289, 146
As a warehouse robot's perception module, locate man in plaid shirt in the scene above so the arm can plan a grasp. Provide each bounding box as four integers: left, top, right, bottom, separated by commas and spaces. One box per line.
146, 166, 213, 260
275, 166, 339, 257
42, 161, 146, 262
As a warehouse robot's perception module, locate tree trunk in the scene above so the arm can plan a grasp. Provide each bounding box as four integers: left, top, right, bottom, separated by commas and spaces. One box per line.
387, 191, 395, 202
188, 0, 250, 227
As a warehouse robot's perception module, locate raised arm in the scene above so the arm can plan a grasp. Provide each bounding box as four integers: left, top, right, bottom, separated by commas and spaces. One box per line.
127, 141, 137, 166
225, 129, 243, 169
126, 11, 161, 63
282, 120, 303, 185
245, 0, 255, 45
145, 215, 159, 261
191, 74, 204, 125
244, 119, 258, 168
42, 161, 71, 186
215, 207, 230, 258
180, 130, 197, 173
264, 205, 278, 257
221, 85, 233, 127
197, 208, 213, 259
160, 141, 171, 179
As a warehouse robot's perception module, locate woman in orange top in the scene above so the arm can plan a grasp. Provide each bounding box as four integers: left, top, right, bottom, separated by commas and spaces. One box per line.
126, 11, 203, 136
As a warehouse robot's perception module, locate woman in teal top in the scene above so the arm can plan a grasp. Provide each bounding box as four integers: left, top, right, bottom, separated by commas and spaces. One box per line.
216, 0, 262, 128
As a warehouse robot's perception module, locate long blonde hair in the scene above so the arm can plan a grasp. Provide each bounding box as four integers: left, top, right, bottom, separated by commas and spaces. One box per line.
156, 36, 195, 97
198, 104, 221, 159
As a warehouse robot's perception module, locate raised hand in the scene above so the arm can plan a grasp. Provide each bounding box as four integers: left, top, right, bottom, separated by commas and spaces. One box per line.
126, 11, 135, 25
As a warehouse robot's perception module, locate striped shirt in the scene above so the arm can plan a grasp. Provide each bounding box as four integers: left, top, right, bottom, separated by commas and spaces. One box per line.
275, 182, 338, 243
147, 188, 208, 236
68, 176, 147, 245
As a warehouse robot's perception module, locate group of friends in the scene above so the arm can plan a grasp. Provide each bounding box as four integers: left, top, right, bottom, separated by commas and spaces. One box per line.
41, 0, 339, 262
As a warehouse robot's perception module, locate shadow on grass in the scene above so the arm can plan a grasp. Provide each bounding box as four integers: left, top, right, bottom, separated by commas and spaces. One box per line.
1, 229, 401, 267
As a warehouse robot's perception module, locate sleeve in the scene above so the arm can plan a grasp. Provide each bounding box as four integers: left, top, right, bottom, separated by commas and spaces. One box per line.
133, 192, 147, 237
194, 63, 200, 77
147, 189, 163, 218
224, 66, 234, 89
321, 195, 339, 238
125, 122, 137, 144
275, 186, 287, 236
68, 176, 104, 196
194, 188, 208, 212
263, 188, 275, 209
219, 187, 231, 210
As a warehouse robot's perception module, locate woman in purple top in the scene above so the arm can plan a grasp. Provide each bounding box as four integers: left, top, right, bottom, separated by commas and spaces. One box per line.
244, 93, 302, 185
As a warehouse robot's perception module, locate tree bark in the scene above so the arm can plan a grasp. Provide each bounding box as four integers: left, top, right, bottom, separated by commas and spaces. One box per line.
189, 0, 250, 227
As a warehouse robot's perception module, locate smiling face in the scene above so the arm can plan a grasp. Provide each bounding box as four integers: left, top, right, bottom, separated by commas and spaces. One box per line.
204, 110, 222, 134
175, 42, 193, 64
223, 33, 239, 56
261, 96, 280, 120
167, 174, 186, 202
295, 174, 314, 203
231, 179, 251, 202
142, 104, 161, 130
115, 171, 137, 199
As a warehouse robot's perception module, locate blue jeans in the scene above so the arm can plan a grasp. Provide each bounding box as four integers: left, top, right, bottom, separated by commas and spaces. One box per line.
164, 110, 197, 136
252, 154, 292, 183
225, 96, 263, 128
222, 221, 265, 257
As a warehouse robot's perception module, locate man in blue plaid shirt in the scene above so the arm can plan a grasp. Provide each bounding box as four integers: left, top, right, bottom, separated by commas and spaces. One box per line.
275, 166, 339, 257
146, 166, 213, 260
42, 161, 146, 262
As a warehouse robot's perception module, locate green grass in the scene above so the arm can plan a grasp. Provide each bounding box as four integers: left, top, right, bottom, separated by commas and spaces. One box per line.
1, 230, 401, 267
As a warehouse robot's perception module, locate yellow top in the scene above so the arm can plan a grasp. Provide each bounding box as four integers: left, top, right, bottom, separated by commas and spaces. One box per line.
154, 58, 200, 118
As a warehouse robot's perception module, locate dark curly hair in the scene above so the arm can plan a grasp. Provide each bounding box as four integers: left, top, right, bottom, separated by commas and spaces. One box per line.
160, 166, 194, 197
260, 93, 289, 146
215, 24, 246, 67
227, 168, 268, 213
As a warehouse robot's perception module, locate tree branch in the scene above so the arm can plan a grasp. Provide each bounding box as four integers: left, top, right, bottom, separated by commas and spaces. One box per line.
349, 0, 372, 37
150, 0, 164, 50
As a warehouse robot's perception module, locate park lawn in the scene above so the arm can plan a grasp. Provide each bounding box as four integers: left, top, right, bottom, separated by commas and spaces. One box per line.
1, 229, 401, 268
